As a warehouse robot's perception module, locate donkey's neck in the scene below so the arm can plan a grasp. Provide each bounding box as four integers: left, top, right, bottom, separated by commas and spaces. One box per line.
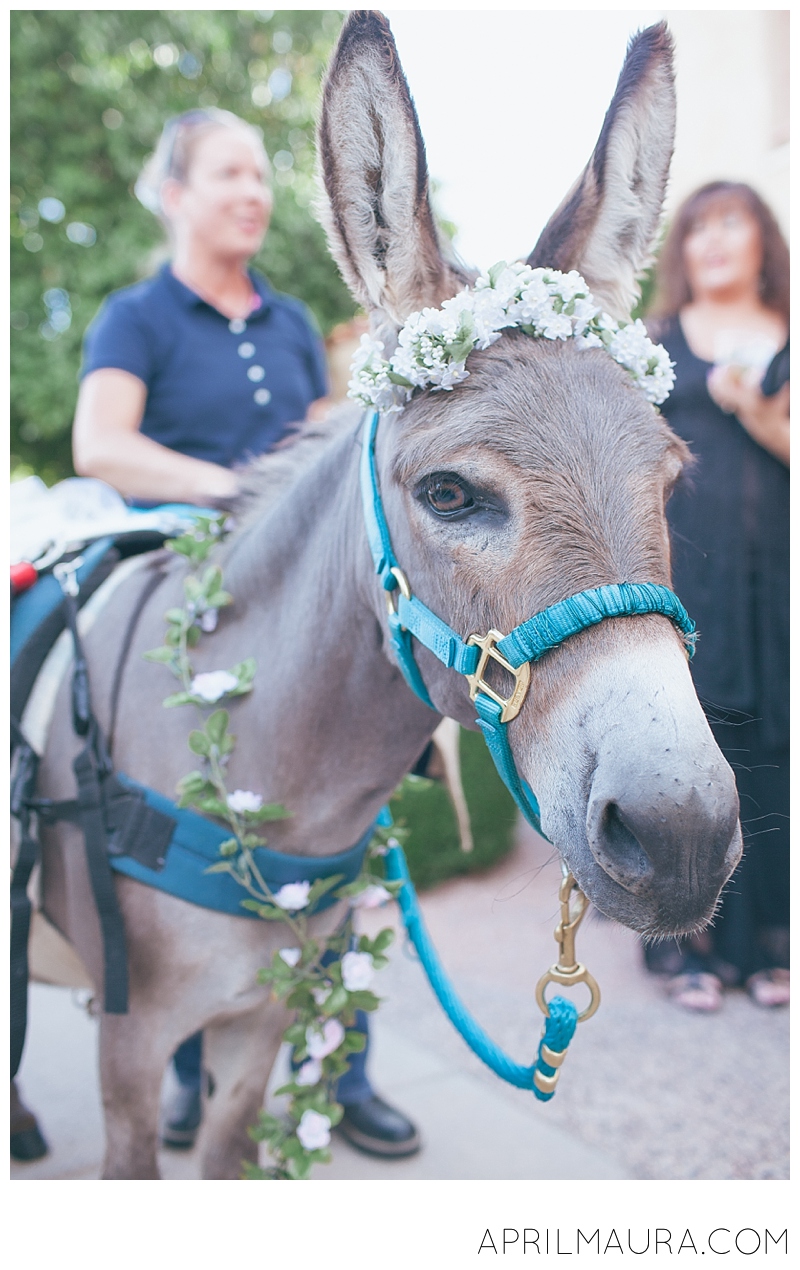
220, 424, 438, 855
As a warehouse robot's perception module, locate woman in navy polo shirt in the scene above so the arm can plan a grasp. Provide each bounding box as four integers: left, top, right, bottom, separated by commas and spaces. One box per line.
72, 109, 420, 1160
73, 108, 328, 501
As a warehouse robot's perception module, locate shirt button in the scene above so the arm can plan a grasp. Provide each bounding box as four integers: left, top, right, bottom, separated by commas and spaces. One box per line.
254, 388, 272, 405
229, 318, 247, 334
237, 341, 256, 359
247, 365, 266, 382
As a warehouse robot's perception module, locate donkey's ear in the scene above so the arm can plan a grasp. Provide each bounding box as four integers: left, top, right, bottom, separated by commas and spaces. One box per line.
527, 23, 675, 320
317, 10, 467, 328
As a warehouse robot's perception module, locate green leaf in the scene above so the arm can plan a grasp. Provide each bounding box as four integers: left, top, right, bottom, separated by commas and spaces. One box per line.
201, 564, 223, 593
163, 691, 194, 708
386, 370, 414, 388
206, 709, 229, 745
206, 590, 233, 609
282, 1022, 307, 1048
176, 770, 209, 795
488, 261, 508, 288
204, 860, 234, 875
306, 873, 344, 906
252, 802, 291, 823
322, 985, 348, 1015
342, 1030, 367, 1053
188, 730, 210, 755
142, 646, 175, 664
195, 796, 230, 817
372, 928, 395, 955
167, 539, 195, 559
346, 990, 380, 1012
231, 657, 256, 683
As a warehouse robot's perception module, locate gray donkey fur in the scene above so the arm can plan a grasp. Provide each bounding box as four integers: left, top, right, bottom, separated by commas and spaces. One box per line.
37, 13, 741, 1179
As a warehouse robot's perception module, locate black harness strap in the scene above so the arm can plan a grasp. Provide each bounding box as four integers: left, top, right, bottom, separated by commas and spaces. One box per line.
107, 561, 168, 757
72, 726, 129, 1015
10, 556, 178, 1074
10, 726, 41, 1078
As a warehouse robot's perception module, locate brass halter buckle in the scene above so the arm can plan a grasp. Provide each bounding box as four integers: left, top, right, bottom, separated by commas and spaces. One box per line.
385, 566, 412, 619
535, 870, 601, 1023
465, 630, 531, 723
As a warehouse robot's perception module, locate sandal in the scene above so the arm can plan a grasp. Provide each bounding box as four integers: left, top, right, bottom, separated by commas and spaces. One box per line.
665, 971, 724, 1013
746, 968, 789, 1009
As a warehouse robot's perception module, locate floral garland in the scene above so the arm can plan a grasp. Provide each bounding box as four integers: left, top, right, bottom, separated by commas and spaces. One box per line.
145, 514, 405, 1179
348, 261, 675, 413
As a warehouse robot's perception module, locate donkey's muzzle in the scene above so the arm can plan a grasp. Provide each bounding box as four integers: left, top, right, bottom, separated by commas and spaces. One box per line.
584, 778, 743, 934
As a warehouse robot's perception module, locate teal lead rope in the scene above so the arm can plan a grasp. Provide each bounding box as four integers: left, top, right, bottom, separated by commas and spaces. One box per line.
384, 839, 582, 1101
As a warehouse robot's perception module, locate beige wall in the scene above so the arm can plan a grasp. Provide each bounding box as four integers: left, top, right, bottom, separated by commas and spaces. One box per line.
662, 9, 789, 235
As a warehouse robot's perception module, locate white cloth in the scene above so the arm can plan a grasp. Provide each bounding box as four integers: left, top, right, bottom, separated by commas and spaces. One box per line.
10, 476, 194, 566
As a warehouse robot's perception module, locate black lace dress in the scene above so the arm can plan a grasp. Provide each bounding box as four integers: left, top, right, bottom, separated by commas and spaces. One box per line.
647, 318, 789, 984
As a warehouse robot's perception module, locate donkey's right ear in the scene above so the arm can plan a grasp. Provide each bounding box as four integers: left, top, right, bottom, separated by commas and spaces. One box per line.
527, 23, 675, 320
317, 11, 467, 329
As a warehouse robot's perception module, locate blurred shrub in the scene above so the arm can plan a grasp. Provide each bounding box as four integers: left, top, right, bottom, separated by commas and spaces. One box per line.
11, 9, 356, 484
391, 729, 519, 892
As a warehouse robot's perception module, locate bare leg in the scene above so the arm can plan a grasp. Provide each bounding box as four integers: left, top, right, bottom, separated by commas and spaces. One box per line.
197, 1005, 290, 1180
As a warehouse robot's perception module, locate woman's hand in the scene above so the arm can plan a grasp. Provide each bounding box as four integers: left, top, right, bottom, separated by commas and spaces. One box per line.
707, 365, 789, 466
73, 369, 240, 503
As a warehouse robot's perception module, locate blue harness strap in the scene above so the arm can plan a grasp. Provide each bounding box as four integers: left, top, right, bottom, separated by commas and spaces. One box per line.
385, 839, 577, 1100
359, 408, 696, 835
111, 777, 373, 917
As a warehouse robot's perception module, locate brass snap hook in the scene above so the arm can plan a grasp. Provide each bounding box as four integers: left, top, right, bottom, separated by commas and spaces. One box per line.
535, 870, 601, 1023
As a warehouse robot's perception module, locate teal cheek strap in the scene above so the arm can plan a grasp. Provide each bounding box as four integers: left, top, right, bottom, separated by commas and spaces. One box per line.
359, 407, 696, 839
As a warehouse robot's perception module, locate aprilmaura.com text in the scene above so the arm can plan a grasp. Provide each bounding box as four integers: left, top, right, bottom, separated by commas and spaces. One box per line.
478, 1229, 788, 1256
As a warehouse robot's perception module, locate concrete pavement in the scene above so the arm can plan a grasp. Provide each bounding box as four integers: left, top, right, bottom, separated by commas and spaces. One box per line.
11, 822, 788, 1181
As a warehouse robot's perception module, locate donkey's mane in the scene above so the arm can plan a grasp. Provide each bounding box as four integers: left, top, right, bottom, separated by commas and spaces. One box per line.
228, 401, 361, 537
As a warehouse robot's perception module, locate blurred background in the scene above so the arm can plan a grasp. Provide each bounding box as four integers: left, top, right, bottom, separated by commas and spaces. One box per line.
10, 9, 788, 487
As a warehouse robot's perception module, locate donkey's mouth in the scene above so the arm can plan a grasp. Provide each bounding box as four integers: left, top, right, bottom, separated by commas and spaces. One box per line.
561, 806, 743, 936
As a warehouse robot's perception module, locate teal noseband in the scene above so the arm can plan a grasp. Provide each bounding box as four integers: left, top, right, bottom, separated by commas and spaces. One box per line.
359, 408, 695, 837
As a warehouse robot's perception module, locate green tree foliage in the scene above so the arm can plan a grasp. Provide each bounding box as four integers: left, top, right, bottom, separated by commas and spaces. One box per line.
11, 9, 356, 484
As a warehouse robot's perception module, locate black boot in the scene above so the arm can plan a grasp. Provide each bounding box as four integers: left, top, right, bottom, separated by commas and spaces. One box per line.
336, 1095, 421, 1158
160, 1081, 203, 1150
10, 1081, 49, 1162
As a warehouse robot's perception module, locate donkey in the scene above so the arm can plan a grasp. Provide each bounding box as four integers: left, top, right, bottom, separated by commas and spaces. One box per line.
35, 12, 741, 1179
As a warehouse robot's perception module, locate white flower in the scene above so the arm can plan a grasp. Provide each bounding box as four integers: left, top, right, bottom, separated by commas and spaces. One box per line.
347, 261, 675, 412
306, 1018, 345, 1059
190, 670, 238, 702
199, 608, 218, 633
351, 884, 391, 909
273, 880, 311, 911
296, 1109, 331, 1151
278, 947, 301, 967
342, 950, 374, 992
227, 789, 263, 814
312, 984, 332, 1006
295, 1058, 322, 1086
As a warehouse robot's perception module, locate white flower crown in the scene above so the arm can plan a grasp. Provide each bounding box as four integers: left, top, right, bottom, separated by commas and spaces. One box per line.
348, 261, 675, 414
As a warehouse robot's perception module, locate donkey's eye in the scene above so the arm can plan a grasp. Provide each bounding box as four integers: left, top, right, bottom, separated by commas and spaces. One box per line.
422, 474, 475, 517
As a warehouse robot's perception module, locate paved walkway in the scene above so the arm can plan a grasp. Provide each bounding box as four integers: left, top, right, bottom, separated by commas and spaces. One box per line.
12, 823, 788, 1181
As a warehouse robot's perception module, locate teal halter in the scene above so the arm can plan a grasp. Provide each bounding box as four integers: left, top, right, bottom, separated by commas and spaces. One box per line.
360, 408, 696, 837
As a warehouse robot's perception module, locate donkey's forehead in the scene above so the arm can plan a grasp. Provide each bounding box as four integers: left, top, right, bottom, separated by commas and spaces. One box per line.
391, 333, 669, 480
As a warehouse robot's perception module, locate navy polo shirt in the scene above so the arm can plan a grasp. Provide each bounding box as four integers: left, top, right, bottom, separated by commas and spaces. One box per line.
80, 265, 328, 468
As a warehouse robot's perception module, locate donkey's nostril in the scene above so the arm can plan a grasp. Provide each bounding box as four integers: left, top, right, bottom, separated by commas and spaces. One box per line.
589, 801, 653, 894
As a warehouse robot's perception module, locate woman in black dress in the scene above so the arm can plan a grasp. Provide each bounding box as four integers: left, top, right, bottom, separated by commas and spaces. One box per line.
645, 182, 789, 1011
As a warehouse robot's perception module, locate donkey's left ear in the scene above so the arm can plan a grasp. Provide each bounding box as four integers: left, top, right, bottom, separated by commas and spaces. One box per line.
528, 23, 675, 320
